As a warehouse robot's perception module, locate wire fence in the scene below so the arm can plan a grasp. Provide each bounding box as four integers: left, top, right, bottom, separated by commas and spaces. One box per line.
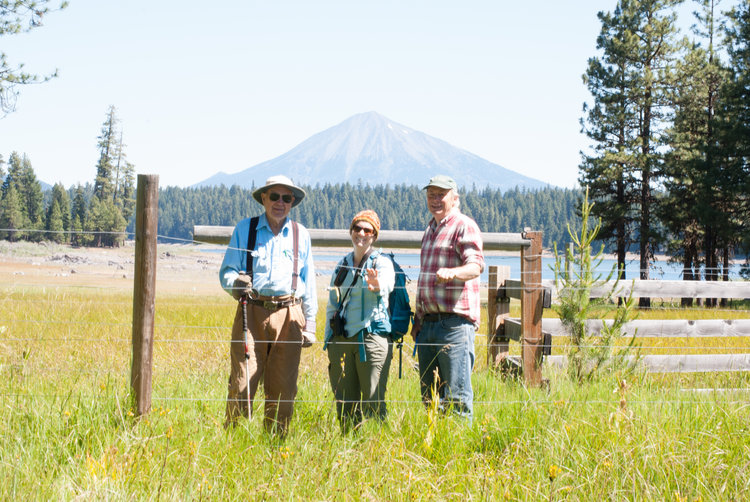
3, 228, 750, 408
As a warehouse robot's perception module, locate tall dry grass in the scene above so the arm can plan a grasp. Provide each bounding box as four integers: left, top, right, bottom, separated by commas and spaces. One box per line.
2, 283, 750, 500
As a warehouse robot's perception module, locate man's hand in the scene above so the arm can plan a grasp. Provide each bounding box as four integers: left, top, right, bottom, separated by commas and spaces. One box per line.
231, 274, 253, 300
436, 263, 481, 283
301, 331, 316, 348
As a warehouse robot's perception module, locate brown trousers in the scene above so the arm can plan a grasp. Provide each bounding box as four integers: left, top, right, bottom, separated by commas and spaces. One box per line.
224, 299, 305, 434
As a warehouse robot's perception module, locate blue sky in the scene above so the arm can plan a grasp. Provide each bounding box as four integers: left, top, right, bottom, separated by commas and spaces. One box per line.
0, 0, 730, 189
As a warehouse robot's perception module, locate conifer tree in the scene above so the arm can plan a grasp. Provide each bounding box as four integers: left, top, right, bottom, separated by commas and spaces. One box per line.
46, 199, 64, 243
70, 184, 87, 246
580, 1, 640, 280
663, 0, 732, 306
47, 182, 71, 243
581, 0, 683, 307
89, 106, 131, 246
18, 153, 44, 240
93, 106, 118, 202
0, 1, 67, 115
119, 161, 136, 223
717, 0, 750, 267
0, 181, 23, 240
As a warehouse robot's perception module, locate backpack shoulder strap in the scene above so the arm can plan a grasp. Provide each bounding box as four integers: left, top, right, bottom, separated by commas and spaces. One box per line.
246, 216, 260, 280
291, 220, 299, 294
333, 255, 349, 287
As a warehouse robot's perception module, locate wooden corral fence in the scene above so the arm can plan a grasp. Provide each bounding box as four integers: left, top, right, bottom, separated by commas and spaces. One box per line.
130, 175, 750, 415
490, 267, 750, 373
192, 226, 548, 387
130, 174, 545, 415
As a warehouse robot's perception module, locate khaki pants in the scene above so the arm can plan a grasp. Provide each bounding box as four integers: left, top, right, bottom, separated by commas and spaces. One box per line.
224, 299, 305, 434
327, 332, 392, 426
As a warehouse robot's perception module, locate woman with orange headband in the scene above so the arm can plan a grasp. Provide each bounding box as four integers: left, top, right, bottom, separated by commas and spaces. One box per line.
324, 209, 395, 428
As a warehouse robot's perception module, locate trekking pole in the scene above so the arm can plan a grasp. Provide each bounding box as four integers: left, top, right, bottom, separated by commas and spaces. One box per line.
240, 293, 251, 419
397, 340, 403, 379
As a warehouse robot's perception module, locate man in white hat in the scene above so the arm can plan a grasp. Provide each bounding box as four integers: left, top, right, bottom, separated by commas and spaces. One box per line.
220, 175, 317, 434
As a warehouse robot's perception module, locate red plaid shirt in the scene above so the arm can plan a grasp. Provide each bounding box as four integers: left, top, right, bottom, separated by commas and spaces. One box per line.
416, 208, 485, 328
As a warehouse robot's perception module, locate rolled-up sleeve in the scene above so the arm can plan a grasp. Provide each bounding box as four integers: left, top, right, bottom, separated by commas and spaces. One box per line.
458, 218, 485, 272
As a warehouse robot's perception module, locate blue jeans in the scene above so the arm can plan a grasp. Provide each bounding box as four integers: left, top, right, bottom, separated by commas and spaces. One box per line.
416, 314, 475, 417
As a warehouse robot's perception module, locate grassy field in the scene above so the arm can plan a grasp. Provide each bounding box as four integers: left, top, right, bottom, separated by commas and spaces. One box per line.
2, 283, 750, 500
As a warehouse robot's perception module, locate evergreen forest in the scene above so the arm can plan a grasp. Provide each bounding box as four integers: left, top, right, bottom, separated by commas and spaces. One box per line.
157, 183, 581, 250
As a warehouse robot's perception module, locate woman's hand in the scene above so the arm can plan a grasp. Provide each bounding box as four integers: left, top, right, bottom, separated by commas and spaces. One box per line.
365, 268, 380, 292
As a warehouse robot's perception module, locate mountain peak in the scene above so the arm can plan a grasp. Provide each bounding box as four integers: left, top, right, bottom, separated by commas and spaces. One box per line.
194, 112, 550, 191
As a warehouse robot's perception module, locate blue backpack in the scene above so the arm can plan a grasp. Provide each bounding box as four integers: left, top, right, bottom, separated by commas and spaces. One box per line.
384, 252, 412, 342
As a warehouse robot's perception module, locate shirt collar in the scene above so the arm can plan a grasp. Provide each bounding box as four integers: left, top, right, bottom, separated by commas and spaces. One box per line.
428, 207, 461, 230
258, 213, 290, 235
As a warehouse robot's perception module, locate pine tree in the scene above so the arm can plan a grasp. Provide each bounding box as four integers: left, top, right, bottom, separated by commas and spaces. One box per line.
717, 0, 750, 271
46, 199, 64, 243
2, 152, 30, 237
663, 0, 733, 306
18, 153, 44, 241
70, 184, 88, 246
0, 1, 67, 115
47, 183, 71, 243
581, 0, 683, 307
94, 105, 118, 202
120, 161, 136, 224
89, 106, 133, 246
580, 2, 641, 281
0, 181, 24, 241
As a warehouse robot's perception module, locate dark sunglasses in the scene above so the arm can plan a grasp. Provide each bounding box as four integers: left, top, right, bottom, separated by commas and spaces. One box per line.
268, 192, 293, 204
352, 224, 374, 235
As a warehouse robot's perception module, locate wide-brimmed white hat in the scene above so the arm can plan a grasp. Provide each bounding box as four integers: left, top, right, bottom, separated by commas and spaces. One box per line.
252, 175, 306, 207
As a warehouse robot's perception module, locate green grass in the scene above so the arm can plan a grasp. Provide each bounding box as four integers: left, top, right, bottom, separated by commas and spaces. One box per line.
2, 286, 750, 500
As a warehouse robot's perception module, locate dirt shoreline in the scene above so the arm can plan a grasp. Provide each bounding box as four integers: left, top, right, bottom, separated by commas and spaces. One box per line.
0, 240, 345, 296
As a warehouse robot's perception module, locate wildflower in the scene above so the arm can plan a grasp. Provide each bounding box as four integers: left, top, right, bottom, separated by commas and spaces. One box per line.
63, 410, 71, 417
548, 464, 560, 482
166, 426, 173, 439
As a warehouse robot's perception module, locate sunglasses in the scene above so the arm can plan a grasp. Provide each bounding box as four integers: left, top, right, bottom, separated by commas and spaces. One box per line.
352, 224, 374, 235
268, 192, 293, 204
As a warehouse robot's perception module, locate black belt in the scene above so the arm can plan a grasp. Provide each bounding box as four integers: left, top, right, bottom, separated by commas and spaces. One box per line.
248, 297, 301, 311
422, 313, 464, 323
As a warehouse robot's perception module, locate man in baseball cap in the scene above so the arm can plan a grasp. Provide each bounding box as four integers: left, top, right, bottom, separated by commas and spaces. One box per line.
412, 174, 484, 419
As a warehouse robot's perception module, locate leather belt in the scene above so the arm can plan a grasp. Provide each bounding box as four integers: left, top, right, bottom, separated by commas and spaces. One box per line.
248, 297, 301, 311
422, 313, 464, 323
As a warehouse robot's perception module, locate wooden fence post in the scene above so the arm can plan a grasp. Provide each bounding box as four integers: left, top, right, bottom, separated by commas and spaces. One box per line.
131, 174, 159, 416
487, 265, 511, 370
521, 230, 544, 386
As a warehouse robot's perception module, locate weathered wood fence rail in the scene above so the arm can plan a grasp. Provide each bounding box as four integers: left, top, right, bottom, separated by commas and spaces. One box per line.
192, 225, 548, 386
492, 271, 750, 374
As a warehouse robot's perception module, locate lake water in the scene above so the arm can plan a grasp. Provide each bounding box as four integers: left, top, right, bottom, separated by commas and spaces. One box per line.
313, 251, 743, 282
202, 247, 742, 282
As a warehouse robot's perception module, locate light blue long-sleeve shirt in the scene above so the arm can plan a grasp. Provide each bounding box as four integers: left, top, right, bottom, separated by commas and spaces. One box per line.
324, 250, 394, 343
220, 214, 317, 332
